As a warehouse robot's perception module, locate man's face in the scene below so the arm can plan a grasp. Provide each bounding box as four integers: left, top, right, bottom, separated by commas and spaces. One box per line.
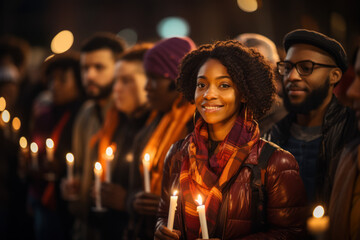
346, 49, 360, 130
282, 44, 335, 114
80, 49, 115, 99
144, 73, 179, 113
113, 60, 147, 115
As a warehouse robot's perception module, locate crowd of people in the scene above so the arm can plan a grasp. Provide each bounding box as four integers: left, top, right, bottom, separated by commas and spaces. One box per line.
0, 28, 359, 240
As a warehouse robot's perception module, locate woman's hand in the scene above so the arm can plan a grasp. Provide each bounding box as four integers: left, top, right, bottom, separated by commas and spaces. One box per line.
154, 225, 181, 240
133, 191, 160, 215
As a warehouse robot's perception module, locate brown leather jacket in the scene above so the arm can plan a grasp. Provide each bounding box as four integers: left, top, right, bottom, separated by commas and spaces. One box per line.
156, 137, 307, 239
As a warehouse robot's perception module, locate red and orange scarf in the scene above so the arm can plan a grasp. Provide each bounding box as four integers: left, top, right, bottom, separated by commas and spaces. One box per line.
180, 110, 260, 239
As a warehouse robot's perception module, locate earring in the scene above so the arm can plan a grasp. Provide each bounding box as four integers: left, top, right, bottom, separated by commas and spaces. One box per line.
193, 110, 197, 126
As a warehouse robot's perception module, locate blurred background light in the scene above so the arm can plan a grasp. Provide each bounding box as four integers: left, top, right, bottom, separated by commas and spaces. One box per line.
51, 30, 74, 54
117, 28, 138, 47
157, 16, 190, 38
237, 0, 258, 12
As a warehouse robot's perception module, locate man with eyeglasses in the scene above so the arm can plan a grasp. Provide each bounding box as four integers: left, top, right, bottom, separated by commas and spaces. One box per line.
265, 29, 359, 209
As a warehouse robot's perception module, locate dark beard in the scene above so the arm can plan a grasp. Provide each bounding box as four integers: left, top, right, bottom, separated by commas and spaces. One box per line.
87, 81, 114, 100
283, 77, 330, 114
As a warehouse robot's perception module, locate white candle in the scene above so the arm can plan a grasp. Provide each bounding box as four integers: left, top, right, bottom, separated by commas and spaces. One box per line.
105, 146, 114, 183
196, 194, 209, 239
30, 142, 38, 169
46, 138, 54, 162
167, 190, 178, 231
307, 205, 330, 235
143, 153, 151, 193
66, 153, 74, 182
94, 162, 103, 210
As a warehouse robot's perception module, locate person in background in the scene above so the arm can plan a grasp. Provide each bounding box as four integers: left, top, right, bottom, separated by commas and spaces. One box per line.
61, 32, 125, 240
87, 43, 153, 239
265, 29, 359, 209
28, 52, 85, 240
129, 37, 196, 239
236, 33, 287, 134
155, 40, 306, 240
328, 46, 360, 239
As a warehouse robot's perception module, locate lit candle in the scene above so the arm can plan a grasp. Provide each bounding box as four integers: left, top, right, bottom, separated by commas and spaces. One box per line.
46, 138, 54, 162
143, 153, 151, 193
0, 97, 6, 111
19, 136, 28, 155
12, 117, 21, 131
1, 109, 10, 124
30, 142, 38, 169
94, 162, 103, 210
307, 205, 330, 235
196, 194, 209, 239
167, 190, 178, 231
104, 146, 114, 183
66, 153, 74, 182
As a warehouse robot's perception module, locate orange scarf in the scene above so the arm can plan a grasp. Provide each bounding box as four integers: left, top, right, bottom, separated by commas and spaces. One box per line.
141, 97, 195, 195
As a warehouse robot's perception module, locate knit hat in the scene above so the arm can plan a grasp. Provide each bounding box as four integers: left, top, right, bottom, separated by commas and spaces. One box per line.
144, 37, 196, 81
283, 29, 348, 73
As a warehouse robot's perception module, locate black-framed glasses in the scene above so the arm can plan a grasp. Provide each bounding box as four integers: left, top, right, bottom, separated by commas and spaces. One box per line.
277, 60, 337, 76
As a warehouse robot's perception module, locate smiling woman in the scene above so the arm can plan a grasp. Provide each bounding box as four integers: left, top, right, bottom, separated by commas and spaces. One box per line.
155, 40, 308, 240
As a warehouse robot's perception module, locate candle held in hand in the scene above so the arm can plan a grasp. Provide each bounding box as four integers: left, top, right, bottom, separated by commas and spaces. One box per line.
66, 153, 74, 181
105, 146, 114, 183
94, 162, 103, 210
30, 142, 38, 169
196, 194, 209, 239
143, 153, 151, 192
46, 138, 54, 162
167, 190, 178, 231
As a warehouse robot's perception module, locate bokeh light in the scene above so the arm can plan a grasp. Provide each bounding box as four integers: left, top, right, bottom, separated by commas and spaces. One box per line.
1, 110, 10, 123
237, 0, 258, 12
12, 117, 21, 130
157, 17, 190, 38
117, 28, 138, 47
51, 30, 74, 54
0, 97, 6, 111
19, 136, 28, 148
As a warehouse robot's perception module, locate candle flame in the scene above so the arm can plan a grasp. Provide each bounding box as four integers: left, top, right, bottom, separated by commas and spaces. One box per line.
313, 205, 325, 218
173, 190, 178, 196
12, 117, 21, 130
30, 142, 38, 153
1, 110, 10, 123
144, 153, 150, 162
95, 162, 102, 171
46, 138, 54, 149
195, 194, 203, 205
106, 146, 113, 156
0, 97, 6, 111
66, 153, 74, 163
19, 136, 27, 148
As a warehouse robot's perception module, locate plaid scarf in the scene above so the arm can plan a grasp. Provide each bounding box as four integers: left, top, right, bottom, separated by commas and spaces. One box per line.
180, 111, 260, 239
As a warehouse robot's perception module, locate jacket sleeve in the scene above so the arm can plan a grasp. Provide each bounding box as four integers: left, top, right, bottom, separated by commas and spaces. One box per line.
242, 148, 307, 240
155, 141, 182, 232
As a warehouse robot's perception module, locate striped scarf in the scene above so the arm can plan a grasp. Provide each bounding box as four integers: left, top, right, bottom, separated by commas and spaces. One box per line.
180, 111, 260, 239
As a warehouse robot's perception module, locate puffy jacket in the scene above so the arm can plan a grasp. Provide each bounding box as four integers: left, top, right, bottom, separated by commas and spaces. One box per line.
264, 95, 359, 206
156, 137, 307, 240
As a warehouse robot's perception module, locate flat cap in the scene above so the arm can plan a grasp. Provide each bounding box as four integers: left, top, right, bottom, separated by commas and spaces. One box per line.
284, 29, 348, 72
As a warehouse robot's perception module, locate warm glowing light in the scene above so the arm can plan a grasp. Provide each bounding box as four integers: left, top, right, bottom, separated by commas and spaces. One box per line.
313, 205, 325, 218
173, 190, 178, 196
45, 54, 55, 62
0, 97, 6, 111
95, 162, 102, 171
196, 194, 203, 205
1, 110, 10, 123
46, 138, 54, 149
19, 136, 27, 148
106, 146, 113, 157
51, 30, 74, 54
144, 153, 150, 162
66, 153, 74, 163
12, 117, 21, 130
30, 142, 38, 153
157, 16, 190, 38
237, 0, 258, 12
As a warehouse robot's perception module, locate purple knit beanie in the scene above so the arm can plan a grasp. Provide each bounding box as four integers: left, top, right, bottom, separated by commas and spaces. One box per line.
144, 37, 196, 81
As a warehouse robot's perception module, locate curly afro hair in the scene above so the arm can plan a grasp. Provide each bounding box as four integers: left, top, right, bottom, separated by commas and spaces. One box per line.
177, 40, 275, 120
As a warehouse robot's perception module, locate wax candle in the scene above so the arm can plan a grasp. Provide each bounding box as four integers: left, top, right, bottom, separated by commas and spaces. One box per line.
46, 138, 54, 162
167, 190, 178, 231
66, 153, 74, 182
30, 142, 38, 169
105, 146, 114, 183
307, 205, 330, 235
196, 194, 209, 239
94, 162, 103, 210
143, 153, 151, 193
